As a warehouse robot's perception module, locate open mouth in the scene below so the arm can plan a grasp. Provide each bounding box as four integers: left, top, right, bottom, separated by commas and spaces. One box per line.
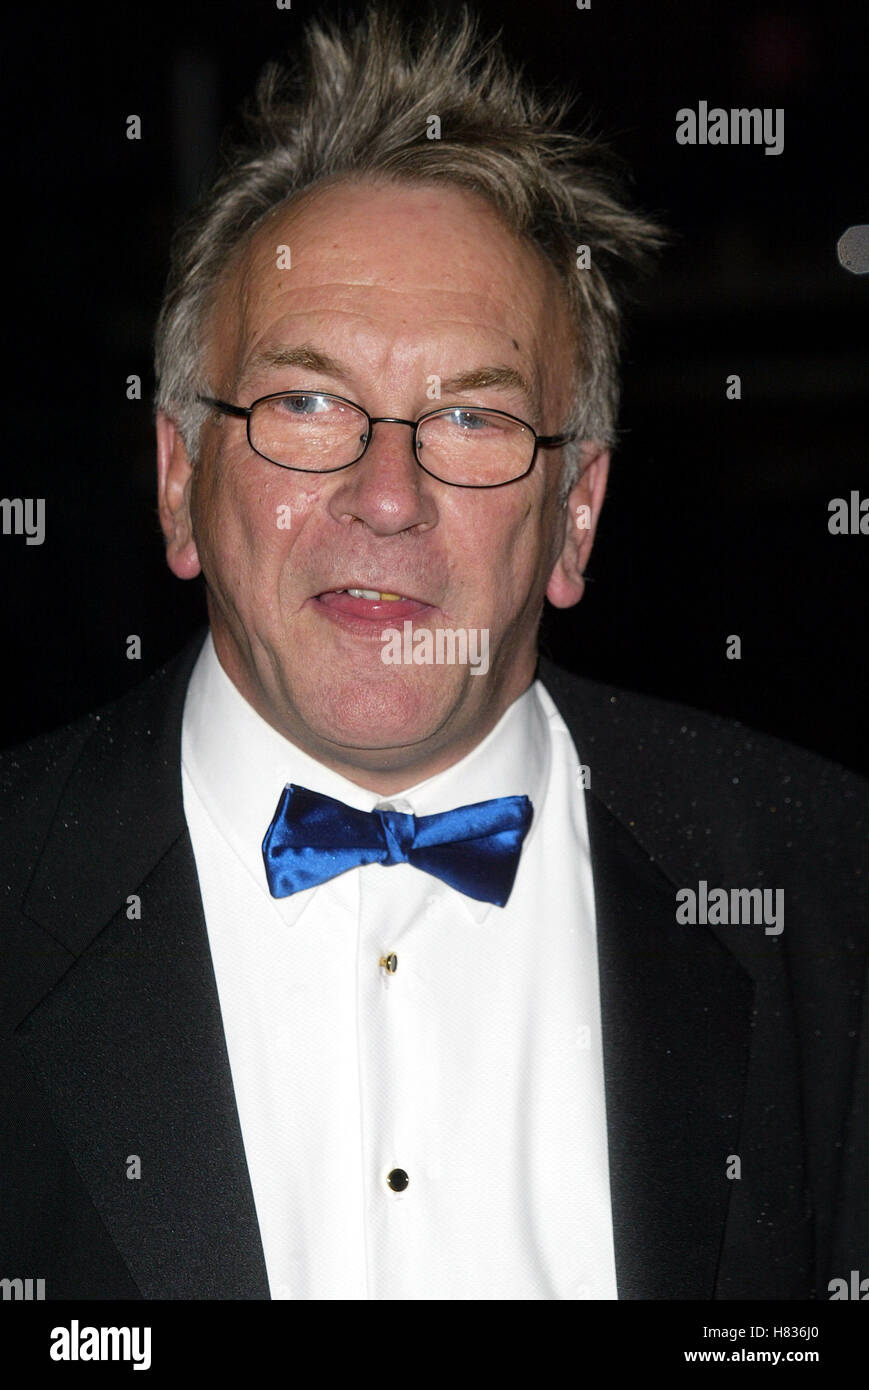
331, 587, 407, 601
312, 587, 436, 627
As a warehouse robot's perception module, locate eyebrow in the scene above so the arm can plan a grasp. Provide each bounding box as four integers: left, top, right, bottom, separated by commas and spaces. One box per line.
238, 345, 540, 418
238, 344, 347, 386
440, 366, 539, 417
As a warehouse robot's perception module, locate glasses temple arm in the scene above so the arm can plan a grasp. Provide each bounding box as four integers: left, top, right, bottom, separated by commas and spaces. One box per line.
536, 431, 578, 449
196, 395, 250, 419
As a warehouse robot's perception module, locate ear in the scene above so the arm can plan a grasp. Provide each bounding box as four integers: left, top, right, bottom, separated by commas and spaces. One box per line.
546, 446, 610, 608
156, 411, 202, 580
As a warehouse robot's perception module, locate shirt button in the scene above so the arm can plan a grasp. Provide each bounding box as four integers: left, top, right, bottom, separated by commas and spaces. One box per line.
379, 953, 398, 974
387, 1168, 409, 1192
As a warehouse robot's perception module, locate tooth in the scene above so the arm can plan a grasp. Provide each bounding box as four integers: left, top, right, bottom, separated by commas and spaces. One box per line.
345, 588, 404, 600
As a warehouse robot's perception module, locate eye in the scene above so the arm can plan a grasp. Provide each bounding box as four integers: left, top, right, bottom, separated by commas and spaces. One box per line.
451, 409, 491, 430
277, 393, 334, 415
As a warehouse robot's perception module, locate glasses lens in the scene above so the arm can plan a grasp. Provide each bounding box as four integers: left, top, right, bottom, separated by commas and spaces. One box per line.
417, 409, 533, 485
250, 393, 368, 470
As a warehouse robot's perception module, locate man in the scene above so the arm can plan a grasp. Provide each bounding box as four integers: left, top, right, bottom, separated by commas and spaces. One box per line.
1, 7, 866, 1301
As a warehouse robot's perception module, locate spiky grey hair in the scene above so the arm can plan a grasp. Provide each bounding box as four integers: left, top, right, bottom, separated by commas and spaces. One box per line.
154, 4, 664, 502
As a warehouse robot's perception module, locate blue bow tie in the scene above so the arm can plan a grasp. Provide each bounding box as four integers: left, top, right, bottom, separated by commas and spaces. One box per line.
262, 784, 533, 908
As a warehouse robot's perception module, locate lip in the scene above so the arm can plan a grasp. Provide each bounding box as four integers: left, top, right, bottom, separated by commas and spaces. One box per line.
309, 586, 437, 634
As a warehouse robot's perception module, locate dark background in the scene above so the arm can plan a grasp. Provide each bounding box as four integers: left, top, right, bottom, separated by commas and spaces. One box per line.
5, 0, 868, 771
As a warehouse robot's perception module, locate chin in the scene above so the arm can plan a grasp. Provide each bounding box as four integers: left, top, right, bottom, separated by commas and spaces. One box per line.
301, 667, 466, 753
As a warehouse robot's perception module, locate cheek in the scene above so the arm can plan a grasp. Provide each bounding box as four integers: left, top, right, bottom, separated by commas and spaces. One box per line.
453, 495, 545, 606
502, 490, 548, 561
193, 455, 304, 565
500, 503, 559, 620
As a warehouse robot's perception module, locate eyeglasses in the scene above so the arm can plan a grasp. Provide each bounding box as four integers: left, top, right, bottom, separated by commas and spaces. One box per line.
196, 390, 576, 488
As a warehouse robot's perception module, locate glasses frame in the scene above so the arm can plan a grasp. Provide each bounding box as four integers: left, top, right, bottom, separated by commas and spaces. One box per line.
196, 390, 577, 489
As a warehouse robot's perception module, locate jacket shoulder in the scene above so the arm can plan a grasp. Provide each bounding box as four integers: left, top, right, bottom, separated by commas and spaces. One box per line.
538, 655, 867, 797
0, 714, 97, 869
0, 632, 206, 904
537, 656, 868, 887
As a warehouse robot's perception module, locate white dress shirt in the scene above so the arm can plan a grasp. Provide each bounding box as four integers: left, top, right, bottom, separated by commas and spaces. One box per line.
181, 632, 617, 1300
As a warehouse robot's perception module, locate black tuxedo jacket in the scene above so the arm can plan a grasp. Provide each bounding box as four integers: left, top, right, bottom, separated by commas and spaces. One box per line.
1, 629, 866, 1300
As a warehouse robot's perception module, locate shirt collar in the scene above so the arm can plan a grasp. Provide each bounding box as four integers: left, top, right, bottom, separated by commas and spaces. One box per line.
181, 630, 551, 926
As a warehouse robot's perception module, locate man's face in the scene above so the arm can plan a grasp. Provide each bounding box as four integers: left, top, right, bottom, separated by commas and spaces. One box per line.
158, 180, 608, 790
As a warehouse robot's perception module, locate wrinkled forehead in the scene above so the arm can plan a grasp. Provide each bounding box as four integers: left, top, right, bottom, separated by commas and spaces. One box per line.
204, 179, 575, 416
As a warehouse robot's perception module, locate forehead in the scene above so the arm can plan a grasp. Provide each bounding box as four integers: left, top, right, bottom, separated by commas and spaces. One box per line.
206, 179, 573, 407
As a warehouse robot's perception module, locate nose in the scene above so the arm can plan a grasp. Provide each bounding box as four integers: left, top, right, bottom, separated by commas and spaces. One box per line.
326, 417, 438, 536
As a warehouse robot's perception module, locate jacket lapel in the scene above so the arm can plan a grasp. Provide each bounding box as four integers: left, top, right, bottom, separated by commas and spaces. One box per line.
584, 794, 753, 1297
16, 633, 270, 1299
539, 657, 755, 1298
